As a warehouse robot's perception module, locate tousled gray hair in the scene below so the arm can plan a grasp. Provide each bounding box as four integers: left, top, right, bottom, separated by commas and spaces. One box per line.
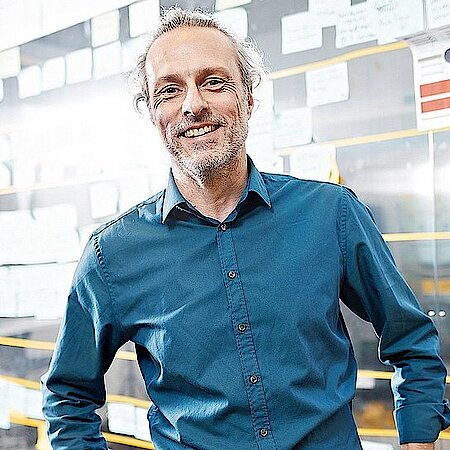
130, 7, 267, 115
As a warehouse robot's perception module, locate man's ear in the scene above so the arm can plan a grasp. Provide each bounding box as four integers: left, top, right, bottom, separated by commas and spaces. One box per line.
247, 92, 254, 118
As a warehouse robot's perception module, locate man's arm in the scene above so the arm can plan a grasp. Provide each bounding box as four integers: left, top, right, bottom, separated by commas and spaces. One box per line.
339, 187, 450, 446
41, 234, 127, 449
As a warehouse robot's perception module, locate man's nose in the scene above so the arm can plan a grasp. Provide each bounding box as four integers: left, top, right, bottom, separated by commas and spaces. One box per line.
182, 85, 208, 117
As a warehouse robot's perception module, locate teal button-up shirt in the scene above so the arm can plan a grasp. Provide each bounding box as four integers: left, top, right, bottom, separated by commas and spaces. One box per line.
42, 157, 450, 449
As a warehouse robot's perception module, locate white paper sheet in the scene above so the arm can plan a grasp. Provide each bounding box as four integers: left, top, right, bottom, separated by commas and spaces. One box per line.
90, 181, 119, 219
370, 0, 424, 44
25, 389, 44, 420
7, 383, 27, 416
18, 66, 42, 99
405, 26, 450, 130
281, 12, 323, 54
289, 144, 337, 182
214, 7, 248, 38
66, 48, 93, 85
107, 402, 136, 436
306, 62, 349, 107
91, 10, 120, 47
215, 0, 251, 11
0, 380, 10, 429
42, 57, 66, 91
426, 0, 450, 29
274, 108, 312, 149
309, 0, 350, 28
134, 407, 151, 441
122, 36, 148, 72
128, 0, 160, 38
93, 42, 122, 80
336, 2, 378, 48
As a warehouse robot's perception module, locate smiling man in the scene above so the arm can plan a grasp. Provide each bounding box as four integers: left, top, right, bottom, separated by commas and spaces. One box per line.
42, 7, 450, 450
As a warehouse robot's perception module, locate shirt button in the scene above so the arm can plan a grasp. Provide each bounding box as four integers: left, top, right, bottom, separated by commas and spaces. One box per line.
227, 270, 236, 279
237, 323, 247, 332
259, 428, 269, 438
219, 223, 227, 231
249, 374, 259, 384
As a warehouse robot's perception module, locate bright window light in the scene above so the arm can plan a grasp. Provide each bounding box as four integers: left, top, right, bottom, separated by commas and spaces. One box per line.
128, 0, 160, 38
42, 57, 66, 91
93, 41, 122, 79
18, 66, 42, 98
65, 48, 92, 84
91, 10, 120, 47
0, 47, 21, 79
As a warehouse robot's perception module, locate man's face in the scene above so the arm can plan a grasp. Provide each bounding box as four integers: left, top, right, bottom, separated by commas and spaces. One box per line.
145, 26, 254, 180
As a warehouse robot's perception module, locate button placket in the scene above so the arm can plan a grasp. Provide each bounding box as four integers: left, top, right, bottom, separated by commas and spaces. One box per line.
216, 226, 276, 450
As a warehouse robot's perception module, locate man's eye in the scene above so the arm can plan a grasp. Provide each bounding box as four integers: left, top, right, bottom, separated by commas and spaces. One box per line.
160, 86, 179, 96
205, 78, 224, 88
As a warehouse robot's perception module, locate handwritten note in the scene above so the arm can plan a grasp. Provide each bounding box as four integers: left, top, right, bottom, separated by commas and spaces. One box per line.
426, 0, 450, 29
306, 62, 349, 107
274, 108, 312, 149
281, 12, 322, 54
309, 0, 350, 28
91, 10, 120, 47
336, 2, 378, 48
370, 0, 424, 44
290, 144, 337, 182
214, 7, 248, 38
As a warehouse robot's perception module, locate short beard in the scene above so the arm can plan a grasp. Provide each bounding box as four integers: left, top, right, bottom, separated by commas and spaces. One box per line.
163, 111, 249, 185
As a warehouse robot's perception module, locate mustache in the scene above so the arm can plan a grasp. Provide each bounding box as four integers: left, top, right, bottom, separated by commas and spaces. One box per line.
170, 113, 228, 136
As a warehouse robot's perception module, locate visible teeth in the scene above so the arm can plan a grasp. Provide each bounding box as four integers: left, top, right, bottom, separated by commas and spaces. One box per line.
184, 125, 215, 138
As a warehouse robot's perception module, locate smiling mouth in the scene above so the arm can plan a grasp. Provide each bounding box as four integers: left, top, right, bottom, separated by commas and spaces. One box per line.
182, 124, 220, 138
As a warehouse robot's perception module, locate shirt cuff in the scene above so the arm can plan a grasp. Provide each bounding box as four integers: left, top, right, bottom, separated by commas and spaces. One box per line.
395, 401, 450, 444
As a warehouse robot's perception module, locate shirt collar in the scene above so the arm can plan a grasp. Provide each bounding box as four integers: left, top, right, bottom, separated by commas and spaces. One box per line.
161, 156, 271, 223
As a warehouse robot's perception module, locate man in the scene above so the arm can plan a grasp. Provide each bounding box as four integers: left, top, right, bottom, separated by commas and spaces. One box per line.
42, 7, 450, 450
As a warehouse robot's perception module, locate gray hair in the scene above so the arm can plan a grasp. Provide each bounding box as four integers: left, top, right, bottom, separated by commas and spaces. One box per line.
130, 7, 267, 115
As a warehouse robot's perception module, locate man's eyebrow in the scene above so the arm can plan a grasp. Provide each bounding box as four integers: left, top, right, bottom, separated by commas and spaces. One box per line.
153, 66, 234, 90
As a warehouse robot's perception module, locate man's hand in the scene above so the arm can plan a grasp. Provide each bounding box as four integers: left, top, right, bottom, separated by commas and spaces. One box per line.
401, 444, 434, 450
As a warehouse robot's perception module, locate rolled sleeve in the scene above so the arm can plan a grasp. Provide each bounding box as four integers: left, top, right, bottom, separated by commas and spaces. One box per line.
41, 234, 127, 449
339, 187, 450, 444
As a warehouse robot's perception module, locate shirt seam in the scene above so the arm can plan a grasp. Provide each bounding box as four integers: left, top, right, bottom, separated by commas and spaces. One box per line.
92, 234, 128, 340
340, 186, 348, 281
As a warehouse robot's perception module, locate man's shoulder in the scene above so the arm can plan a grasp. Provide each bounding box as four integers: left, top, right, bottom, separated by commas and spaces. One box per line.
89, 189, 165, 242
260, 170, 348, 198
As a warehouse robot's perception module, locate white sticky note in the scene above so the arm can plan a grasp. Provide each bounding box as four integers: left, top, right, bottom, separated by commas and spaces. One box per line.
0, 380, 10, 429
135, 407, 151, 441
42, 57, 66, 91
281, 12, 323, 54
18, 65, 42, 99
215, 0, 251, 11
7, 383, 27, 416
66, 48, 92, 84
336, 2, 378, 48
0, 47, 20, 78
122, 35, 148, 72
107, 402, 136, 436
129, 0, 160, 38
91, 10, 120, 47
25, 389, 44, 420
93, 41, 122, 79
309, 0, 351, 28
306, 62, 349, 107
426, 0, 450, 29
274, 108, 312, 149
214, 7, 248, 38
370, 0, 424, 45
290, 144, 336, 182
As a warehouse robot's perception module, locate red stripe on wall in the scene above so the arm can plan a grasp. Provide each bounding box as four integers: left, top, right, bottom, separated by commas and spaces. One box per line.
420, 79, 450, 97
421, 97, 450, 113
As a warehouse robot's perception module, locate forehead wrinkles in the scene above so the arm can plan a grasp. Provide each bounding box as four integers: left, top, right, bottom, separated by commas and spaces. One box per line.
145, 27, 241, 85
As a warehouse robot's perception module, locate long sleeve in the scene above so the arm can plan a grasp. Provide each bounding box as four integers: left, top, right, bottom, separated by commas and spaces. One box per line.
41, 234, 127, 449
339, 187, 450, 444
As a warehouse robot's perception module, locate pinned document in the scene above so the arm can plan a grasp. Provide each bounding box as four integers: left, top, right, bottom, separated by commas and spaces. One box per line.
281, 12, 322, 54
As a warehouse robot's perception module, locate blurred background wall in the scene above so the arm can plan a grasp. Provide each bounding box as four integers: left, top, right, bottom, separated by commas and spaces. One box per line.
1, 0, 450, 449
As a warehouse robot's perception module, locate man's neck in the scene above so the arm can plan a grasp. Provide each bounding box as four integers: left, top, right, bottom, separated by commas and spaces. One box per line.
172, 154, 249, 223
